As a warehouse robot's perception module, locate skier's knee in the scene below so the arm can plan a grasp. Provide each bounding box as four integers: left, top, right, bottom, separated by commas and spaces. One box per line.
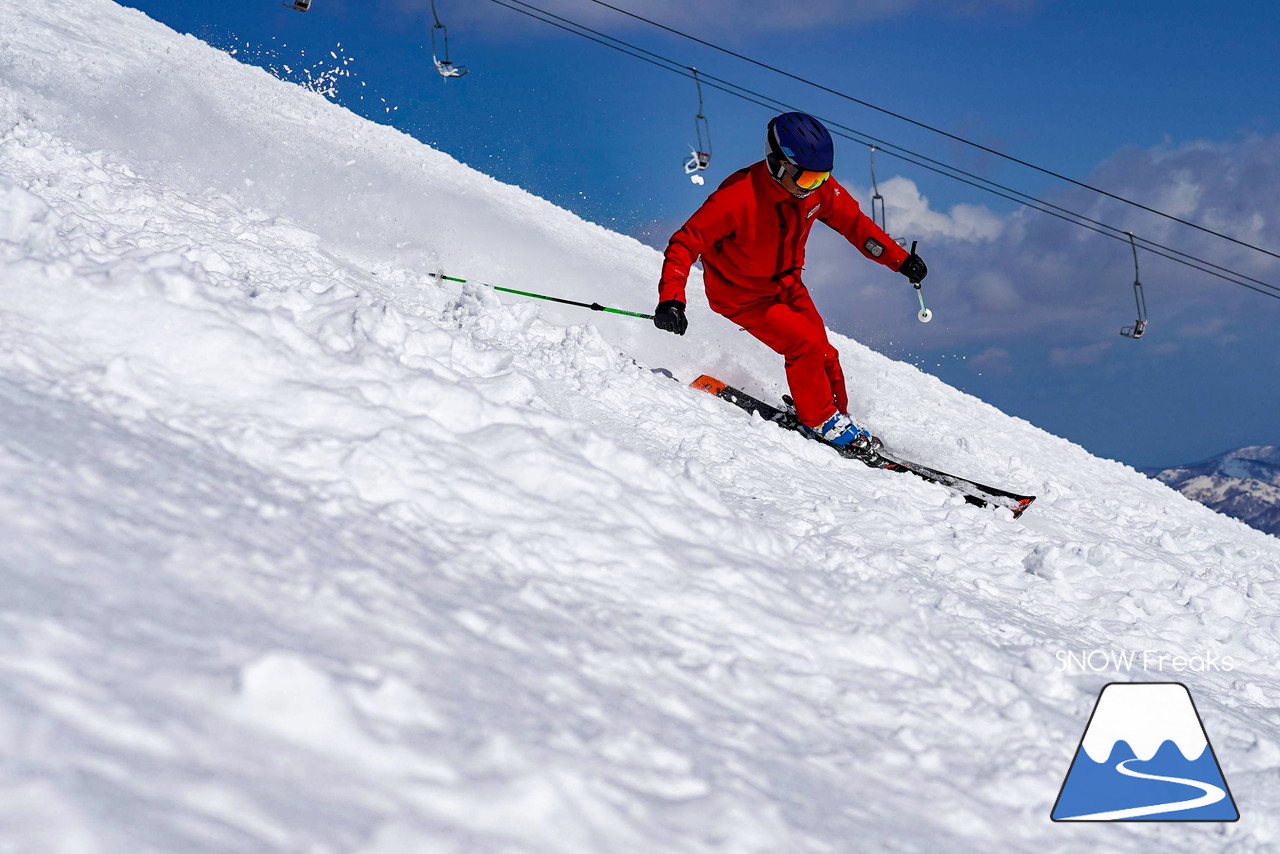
791, 330, 826, 357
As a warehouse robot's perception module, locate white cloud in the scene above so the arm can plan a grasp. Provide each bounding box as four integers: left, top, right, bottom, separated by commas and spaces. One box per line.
969, 269, 1023, 311
969, 346, 1013, 375
1150, 168, 1204, 219
872, 176, 1004, 243
1178, 317, 1228, 338
1049, 341, 1112, 367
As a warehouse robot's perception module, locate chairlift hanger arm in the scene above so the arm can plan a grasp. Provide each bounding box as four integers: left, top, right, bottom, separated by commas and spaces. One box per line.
691, 68, 711, 158
869, 145, 887, 232
1120, 233, 1149, 339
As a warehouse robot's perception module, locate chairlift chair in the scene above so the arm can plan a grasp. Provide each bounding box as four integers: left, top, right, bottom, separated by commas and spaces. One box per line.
682, 69, 712, 183
684, 149, 710, 174
1122, 319, 1148, 339
1119, 233, 1150, 339
283, 0, 311, 11
433, 55, 468, 78
430, 0, 468, 79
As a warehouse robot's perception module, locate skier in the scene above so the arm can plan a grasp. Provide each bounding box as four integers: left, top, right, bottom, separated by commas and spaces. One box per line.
653, 112, 928, 450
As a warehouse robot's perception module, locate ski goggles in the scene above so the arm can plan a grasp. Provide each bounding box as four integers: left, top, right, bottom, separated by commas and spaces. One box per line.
782, 161, 831, 190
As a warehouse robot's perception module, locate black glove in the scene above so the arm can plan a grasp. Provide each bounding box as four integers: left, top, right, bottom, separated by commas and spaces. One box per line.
899, 252, 928, 285
653, 299, 688, 335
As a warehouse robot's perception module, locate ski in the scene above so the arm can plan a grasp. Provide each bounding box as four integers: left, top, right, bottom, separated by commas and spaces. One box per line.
690, 375, 1037, 518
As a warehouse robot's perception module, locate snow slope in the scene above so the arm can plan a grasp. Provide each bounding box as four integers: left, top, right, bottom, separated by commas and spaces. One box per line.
3, 2, 1280, 852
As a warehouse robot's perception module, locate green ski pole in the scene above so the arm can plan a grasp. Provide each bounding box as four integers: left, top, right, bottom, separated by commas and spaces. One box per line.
907, 241, 932, 323
427, 272, 654, 320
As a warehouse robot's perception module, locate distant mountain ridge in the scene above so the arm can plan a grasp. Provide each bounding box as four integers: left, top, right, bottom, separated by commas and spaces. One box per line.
1146, 445, 1280, 537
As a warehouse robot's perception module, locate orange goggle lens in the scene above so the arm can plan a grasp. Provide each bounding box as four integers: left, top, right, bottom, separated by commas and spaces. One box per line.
794, 169, 831, 190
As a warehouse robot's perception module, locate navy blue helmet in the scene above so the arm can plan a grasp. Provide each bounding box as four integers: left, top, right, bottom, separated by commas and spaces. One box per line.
765, 112, 835, 174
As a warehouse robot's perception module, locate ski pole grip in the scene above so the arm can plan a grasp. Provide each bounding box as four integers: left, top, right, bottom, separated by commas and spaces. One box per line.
909, 240, 921, 288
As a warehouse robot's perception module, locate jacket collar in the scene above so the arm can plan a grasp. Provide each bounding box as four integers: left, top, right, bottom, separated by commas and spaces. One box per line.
751, 159, 817, 204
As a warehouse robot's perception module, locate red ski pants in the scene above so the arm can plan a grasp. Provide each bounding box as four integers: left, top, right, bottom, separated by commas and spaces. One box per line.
721, 280, 847, 429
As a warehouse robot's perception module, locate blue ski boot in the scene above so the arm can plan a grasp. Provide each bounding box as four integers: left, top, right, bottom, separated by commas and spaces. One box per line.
816, 411, 881, 456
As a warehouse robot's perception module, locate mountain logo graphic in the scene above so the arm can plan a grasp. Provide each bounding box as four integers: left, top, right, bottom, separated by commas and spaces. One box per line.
1052, 682, 1239, 821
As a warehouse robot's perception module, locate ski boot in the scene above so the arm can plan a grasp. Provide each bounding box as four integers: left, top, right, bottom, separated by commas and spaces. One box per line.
817, 411, 882, 459
784, 396, 882, 457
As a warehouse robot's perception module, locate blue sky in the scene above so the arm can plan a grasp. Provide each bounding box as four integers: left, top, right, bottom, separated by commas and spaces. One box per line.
118, 0, 1279, 468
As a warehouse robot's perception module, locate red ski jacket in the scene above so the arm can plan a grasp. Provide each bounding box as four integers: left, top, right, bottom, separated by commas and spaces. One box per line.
659, 161, 909, 316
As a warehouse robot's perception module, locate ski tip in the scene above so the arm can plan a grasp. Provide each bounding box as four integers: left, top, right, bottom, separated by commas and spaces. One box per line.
690, 375, 727, 395
1011, 496, 1037, 519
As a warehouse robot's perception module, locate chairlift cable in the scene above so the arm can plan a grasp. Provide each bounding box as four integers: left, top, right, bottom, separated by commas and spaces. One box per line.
580, 0, 1280, 264
487, 0, 1280, 301
681, 63, 1280, 296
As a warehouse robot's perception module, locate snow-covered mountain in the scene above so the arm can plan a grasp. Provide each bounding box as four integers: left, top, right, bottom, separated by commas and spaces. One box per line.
3, 2, 1280, 852
1148, 446, 1280, 537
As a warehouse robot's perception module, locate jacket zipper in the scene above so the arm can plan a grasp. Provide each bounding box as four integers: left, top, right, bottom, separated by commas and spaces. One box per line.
775, 201, 791, 278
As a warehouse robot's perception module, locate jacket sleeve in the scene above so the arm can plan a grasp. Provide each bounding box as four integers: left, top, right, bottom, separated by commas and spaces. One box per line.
818, 179, 910, 272
659, 193, 733, 304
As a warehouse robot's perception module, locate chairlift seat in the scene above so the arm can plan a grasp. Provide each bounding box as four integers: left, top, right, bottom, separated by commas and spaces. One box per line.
683, 150, 710, 174
1125, 319, 1147, 338
283, 0, 311, 11
434, 58, 468, 78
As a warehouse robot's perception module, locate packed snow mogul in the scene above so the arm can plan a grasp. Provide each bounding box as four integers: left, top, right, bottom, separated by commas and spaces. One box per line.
653, 112, 929, 451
